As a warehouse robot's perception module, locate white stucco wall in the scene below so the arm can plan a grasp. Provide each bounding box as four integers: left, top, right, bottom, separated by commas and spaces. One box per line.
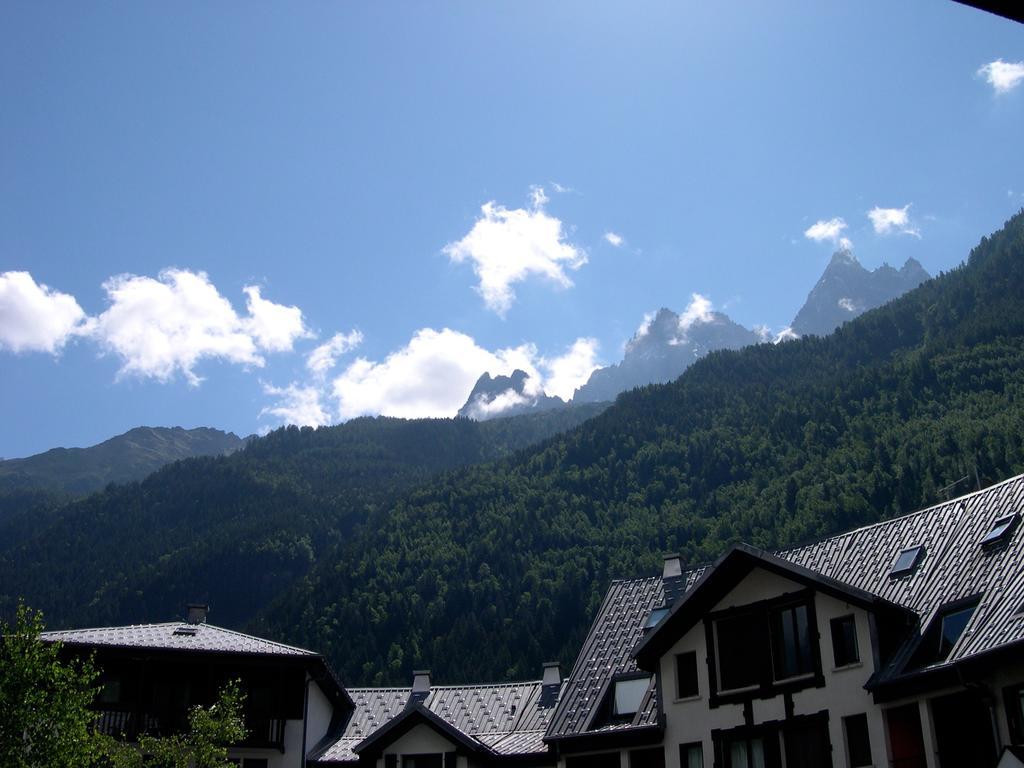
658, 567, 887, 768
373, 723, 470, 768
227, 675, 338, 768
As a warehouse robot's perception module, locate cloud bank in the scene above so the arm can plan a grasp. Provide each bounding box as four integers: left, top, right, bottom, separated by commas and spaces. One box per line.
0, 268, 312, 386
444, 187, 587, 317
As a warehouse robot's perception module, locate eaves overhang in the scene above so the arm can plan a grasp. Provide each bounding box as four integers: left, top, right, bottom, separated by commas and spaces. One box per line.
633, 543, 915, 671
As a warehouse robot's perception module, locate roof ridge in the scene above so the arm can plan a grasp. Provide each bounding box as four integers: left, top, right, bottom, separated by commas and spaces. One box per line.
779, 475, 1021, 557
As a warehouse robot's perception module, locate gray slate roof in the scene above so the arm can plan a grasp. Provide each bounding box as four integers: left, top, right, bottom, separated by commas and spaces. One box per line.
545, 567, 706, 741
314, 680, 562, 764
41, 622, 318, 657
779, 472, 1024, 677
552, 472, 1024, 740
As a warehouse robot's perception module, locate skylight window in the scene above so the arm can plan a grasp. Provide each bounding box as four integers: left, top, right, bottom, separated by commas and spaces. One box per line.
910, 599, 979, 668
889, 545, 925, 578
612, 676, 650, 717
644, 607, 669, 630
980, 513, 1020, 548
173, 626, 198, 636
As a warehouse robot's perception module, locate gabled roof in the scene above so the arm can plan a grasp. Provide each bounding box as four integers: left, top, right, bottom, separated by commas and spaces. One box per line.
41, 620, 353, 711
352, 703, 490, 758
311, 679, 562, 765
544, 568, 706, 746
41, 621, 318, 657
634, 543, 913, 669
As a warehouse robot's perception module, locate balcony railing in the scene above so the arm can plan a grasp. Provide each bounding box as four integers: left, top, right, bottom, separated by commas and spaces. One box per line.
94, 709, 286, 752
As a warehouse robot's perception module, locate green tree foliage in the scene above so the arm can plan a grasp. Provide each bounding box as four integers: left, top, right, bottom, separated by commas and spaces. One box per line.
0, 603, 101, 768
101, 681, 246, 768
4, 211, 1024, 689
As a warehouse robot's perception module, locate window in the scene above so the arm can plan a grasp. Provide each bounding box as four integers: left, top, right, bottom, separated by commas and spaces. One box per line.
830, 615, 859, 667
612, 676, 650, 717
716, 613, 762, 691
890, 545, 925, 578
910, 599, 978, 668
769, 603, 813, 680
679, 742, 704, 768
782, 715, 831, 768
98, 677, 122, 705
629, 746, 665, 767
676, 651, 699, 699
843, 713, 872, 767
980, 513, 1020, 548
707, 591, 822, 704
402, 756, 442, 768
645, 606, 670, 629
567, 754, 620, 768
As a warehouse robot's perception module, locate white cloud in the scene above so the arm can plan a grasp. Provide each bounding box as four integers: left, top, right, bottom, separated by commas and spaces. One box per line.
838, 297, 859, 313
91, 269, 309, 386
754, 325, 773, 343
774, 327, 800, 343
678, 293, 715, 332
0, 271, 89, 353
635, 311, 657, 339
307, 330, 363, 378
604, 231, 624, 247
462, 388, 532, 420
243, 286, 312, 352
330, 328, 601, 420
261, 382, 333, 427
868, 204, 921, 238
804, 217, 849, 247
540, 338, 600, 401
977, 59, 1024, 95
444, 188, 587, 317
332, 328, 541, 420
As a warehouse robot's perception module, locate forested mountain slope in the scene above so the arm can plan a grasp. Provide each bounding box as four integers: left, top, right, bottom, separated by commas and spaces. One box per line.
255, 211, 1024, 685
0, 426, 245, 495
0, 404, 607, 629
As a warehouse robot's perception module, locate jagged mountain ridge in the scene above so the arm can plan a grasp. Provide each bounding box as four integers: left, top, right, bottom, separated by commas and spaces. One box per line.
461, 251, 930, 419
573, 308, 760, 404
0, 426, 247, 495
790, 251, 930, 337
457, 370, 567, 420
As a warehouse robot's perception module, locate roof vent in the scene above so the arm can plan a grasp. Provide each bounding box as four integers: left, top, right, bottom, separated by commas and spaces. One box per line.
542, 662, 561, 686
186, 604, 209, 625
662, 553, 682, 580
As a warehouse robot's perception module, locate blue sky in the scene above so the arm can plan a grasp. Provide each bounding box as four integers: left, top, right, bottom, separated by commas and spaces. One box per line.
1, 1, 1022, 458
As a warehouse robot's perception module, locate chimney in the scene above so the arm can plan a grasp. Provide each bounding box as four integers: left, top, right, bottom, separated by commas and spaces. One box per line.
662, 553, 682, 580
186, 604, 209, 625
539, 662, 562, 709
409, 669, 431, 704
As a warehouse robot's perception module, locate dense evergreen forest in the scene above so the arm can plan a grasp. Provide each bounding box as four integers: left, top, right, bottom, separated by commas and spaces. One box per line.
0, 405, 606, 629
4, 210, 1024, 689
255, 210, 1024, 684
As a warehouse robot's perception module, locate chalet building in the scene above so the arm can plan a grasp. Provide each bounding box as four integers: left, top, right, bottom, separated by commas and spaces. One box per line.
39, 472, 1024, 768
40, 604, 353, 768
550, 472, 1024, 768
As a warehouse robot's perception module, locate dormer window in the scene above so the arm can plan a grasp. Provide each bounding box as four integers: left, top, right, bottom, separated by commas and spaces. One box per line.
980, 513, 1020, 548
910, 598, 979, 668
889, 545, 925, 578
612, 676, 650, 718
